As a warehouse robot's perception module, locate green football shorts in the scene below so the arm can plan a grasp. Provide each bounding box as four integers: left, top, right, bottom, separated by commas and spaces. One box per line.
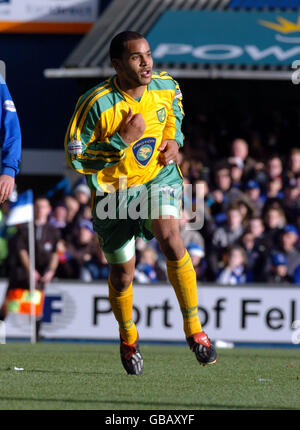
92, 164, 183, 264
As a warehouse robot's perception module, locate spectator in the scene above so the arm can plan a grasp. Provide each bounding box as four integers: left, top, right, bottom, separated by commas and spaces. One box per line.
209, 161, 244, 215
62, 195, 81, 240
275, 225, 300, 278
230, 159, 244, 190
240, 230, 267, 282
212, 204, 244, 249
56, 219, 99, 280
187, 243, 206, 280
80, 244, 110, 282
229, 138, 256, 178
249, 216, 265, 241
266, 155, 284, 181
179, 208, 206, 251
266, 253, 292, 284
282, 177, 300, 224
244, 180, 265, 216
209, 204, 244, 277
135, 246, 158, 284
49, 201, 68, 238
287, 148, 300, 180
73, 183, 91, 206
236, 197, 255, 226
216, 245, 252, 285
64, 195, 80, 224
263, 203, 286, 248
264, 176, 284, 201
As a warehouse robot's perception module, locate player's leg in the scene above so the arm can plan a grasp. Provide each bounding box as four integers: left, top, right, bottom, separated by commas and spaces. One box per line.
152, 216, 202, 337
108, 254, 143, 375
107, 255, 144, 376
152, 216, 217, 365
108, 254, 137, 345
143, 165, 216, 365
92, 188, 143, 374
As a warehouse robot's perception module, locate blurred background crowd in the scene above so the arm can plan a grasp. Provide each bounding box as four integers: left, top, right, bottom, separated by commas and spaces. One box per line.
0, 132, 299, 287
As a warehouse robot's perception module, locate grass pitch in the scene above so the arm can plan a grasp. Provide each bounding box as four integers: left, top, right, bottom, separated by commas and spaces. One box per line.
0, 342, 300, 410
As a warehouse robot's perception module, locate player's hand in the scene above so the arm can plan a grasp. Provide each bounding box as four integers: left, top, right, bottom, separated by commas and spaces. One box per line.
119, 108, 146, 145
158, 140, 179, 166
0, 174, 14, 204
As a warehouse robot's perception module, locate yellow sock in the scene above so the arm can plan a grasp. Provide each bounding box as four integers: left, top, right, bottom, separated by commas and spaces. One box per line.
166, 250, 202, 338
108, 277, 138, 345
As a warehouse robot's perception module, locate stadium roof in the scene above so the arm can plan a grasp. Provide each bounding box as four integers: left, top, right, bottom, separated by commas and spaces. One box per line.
44, 0, 300, 80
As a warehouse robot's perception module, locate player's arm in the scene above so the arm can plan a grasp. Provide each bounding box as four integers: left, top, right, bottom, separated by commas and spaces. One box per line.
65, 95, 127, 175
158, 79, 184, 165
162, 79, 184, 147
0, 81, 22, 202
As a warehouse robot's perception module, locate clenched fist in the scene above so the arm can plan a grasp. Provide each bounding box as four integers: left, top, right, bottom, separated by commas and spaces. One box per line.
119, 108, 146, 145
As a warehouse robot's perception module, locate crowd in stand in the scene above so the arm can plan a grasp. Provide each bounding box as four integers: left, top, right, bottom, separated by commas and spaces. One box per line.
177, 139, 300, 285
0, 138, 299, 286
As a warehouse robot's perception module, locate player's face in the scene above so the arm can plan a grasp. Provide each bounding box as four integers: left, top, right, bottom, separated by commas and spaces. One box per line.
117, 38, 153, 87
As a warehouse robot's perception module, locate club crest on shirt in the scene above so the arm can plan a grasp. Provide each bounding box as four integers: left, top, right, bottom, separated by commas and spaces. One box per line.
132, 137, 156, 166
156, 107, 166, 123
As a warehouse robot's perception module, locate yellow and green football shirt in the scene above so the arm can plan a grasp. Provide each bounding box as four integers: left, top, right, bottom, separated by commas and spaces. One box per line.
65, 71, 184, 193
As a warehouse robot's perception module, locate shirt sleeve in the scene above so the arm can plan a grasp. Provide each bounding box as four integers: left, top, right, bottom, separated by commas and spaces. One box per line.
65, 93, 127, 175
0, 81, 22, 177
162, 79, 184, 148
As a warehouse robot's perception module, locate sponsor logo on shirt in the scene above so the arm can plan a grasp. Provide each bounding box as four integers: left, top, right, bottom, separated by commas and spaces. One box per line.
132, 137, 156, 166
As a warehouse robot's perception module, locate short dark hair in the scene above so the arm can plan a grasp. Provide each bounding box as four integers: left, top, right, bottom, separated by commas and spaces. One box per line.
109, 31, 145, 61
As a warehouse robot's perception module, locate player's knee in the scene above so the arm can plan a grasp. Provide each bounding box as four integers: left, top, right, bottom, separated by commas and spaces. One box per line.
110, 271, 134, 292
158, 231, 185, 260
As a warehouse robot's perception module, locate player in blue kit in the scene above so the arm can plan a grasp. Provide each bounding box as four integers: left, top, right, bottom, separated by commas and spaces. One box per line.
0, 73, 21, 203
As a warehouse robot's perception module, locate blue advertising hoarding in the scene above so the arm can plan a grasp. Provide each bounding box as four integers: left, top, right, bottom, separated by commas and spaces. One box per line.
147, 11, 300, 65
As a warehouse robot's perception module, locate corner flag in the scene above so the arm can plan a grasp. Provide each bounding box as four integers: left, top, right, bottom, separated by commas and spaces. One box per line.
6, 190, 33, 226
